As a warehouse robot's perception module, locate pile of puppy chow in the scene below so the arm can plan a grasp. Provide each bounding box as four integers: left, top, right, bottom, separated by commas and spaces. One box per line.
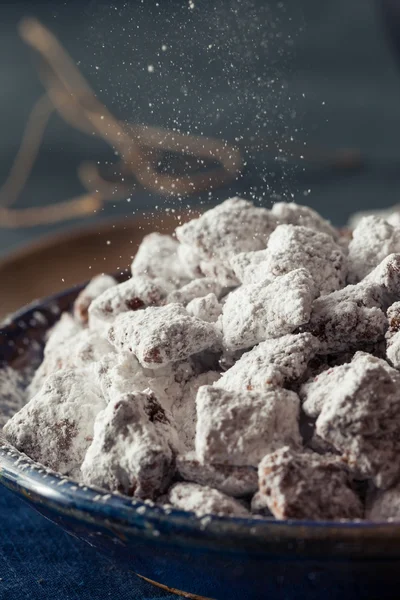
5, 197, 400, 521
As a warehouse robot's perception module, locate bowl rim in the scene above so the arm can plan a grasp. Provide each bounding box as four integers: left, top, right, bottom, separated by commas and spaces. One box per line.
1, 283, 400, 547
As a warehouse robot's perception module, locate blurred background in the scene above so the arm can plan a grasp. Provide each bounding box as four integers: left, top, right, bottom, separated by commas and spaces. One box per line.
1, 0, 400, 311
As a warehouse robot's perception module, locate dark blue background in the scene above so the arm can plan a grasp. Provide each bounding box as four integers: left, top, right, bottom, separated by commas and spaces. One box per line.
2, 1, 400, 598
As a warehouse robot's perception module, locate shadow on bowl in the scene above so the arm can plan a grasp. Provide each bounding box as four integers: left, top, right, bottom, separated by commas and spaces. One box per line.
1, 285, 400, 600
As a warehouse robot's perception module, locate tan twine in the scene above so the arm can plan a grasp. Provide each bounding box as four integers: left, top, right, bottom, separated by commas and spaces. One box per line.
0, 18, 242, 227
0, 18, 364, 228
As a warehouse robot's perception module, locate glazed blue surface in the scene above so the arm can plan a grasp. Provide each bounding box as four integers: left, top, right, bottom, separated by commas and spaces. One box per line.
2, 287, 400, 600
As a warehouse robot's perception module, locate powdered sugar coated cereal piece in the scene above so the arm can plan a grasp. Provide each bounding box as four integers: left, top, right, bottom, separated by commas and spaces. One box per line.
108, 304, 220, 369
176, 243, 203, 279
271, 202, 338, 239
95, 352, 193, 412
230, 250, 270, 284
45, 312, 82, 354
363, 253, 400, 306
74, 274, 117, 324
301, 363, 352, 419
167, 278, 223, 305
367, 484, 400, 521
176, 198, 277, 283
81, 392, 178, 498
176, 197, 277, 261
89, 276, 174, 325
258, 447, 363, 520
28, 313, 83, 396
306, 277, 388, 355
186, 293, 222, 323
0, 366, 31, 428
310, 303, 386, 355
179, 240, 235, 285
264, 225, 347, 295
315, 355, 400, 489
387, 212, 400, 228
176, 452, 258, 497
302, 351, 396, 420
348, 205, 400, 229
131, 232, 187, 285
70, 329, 114, 368
29, 326, 113, 398
198, 258, 240, 287
386, 302, 400, 368
343, 348, 393, 374
195, 386, 301, 467
94, 353, 150, 401
171, 371, 220, 451
221, 268, 317, 351
168, 482, 250, 517
4, 369, 106, 478
142, 362, 194, 413
28, 355, 74, 400
178, 243, 239, 287
216, 333, 319, 392
386, 302, 400, 340
347, 217, 400, 284
235, 222, 347, 291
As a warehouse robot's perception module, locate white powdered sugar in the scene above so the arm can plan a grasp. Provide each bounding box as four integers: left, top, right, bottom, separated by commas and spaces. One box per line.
81, 392, 178, 498
347, 217, 400, 283
167, 278, 224, 306
232, 225, 346, 295
271, 201, 338, 239
168, 482, 250, 517
4, 369, 106, 478
221, 268, 317, 351
176, 197, 278, 285
386, 301, 400, 368
74, 274, 117, 324
0, 366, 32, 428
186, 293, 222, 323
108, 304, 221, 369
314, 354, 400, 489
258, 447, 362, 520
89, 275, 174, 326
263, 225, 347, 295
171, 371, 221, 452
195, 386, 301, 466
130, 232, 188, 285
216, 333, 319, 391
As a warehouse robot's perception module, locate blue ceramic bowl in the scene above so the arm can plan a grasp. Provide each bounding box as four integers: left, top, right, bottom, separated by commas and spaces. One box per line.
1, 284, 400, 600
